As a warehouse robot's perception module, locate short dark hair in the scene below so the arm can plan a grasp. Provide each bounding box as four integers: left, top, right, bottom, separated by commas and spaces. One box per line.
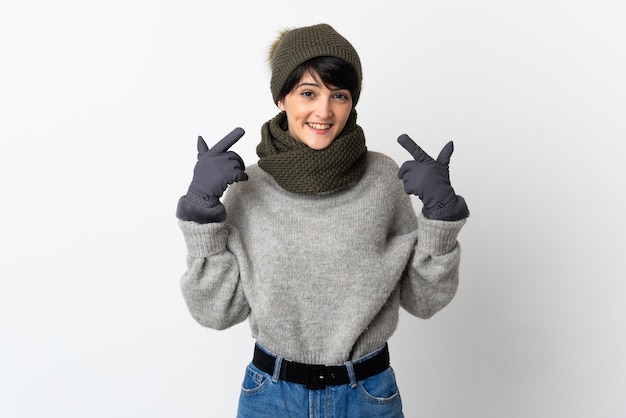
276, 56, 360, 106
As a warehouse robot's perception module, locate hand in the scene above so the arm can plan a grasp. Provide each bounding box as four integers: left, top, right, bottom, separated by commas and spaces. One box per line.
397, 134, 456, 210
187, 127, 248, 204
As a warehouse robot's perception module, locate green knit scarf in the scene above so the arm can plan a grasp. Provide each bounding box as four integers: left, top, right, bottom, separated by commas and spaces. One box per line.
257, 109, 368, 194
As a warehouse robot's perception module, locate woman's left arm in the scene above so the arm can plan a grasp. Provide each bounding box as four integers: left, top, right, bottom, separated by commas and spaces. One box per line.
400, 214, 466, 319
393, 134, 469, 317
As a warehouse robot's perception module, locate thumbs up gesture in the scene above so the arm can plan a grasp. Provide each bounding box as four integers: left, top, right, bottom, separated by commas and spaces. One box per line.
397, 134, 469, 220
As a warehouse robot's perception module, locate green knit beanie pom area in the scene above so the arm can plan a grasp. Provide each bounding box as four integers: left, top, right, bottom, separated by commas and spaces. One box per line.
268, 23, 362, 105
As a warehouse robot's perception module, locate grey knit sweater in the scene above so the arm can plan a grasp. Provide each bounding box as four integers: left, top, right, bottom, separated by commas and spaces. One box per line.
179, 151, 465, 365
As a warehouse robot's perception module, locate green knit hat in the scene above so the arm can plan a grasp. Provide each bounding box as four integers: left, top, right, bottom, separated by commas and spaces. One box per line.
268, 23, 362, 106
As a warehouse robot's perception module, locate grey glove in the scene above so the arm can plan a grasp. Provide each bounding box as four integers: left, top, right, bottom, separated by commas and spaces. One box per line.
176, 128, 248, 223
397, 134, 469, 221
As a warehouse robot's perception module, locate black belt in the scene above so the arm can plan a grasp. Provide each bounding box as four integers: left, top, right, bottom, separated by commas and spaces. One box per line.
252, 343, 390, 390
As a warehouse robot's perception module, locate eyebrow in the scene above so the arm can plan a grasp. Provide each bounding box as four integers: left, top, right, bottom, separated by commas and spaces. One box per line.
295, 82, 320, 89
295, 82, 347, 92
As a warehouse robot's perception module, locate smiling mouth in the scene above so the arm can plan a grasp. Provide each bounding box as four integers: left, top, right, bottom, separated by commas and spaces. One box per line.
308, 122, 331, 130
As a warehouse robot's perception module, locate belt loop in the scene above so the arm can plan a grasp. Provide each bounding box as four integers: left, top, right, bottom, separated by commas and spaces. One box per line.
272, 355, 283, 383
344, 360, 357, 388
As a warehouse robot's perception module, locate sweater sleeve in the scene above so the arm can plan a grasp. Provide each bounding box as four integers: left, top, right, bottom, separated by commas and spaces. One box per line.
178, 220, 250, 330
400, 213, 466, 319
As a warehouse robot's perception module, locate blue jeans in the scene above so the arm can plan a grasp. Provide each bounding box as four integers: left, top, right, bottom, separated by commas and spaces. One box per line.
237, 344, 404, 418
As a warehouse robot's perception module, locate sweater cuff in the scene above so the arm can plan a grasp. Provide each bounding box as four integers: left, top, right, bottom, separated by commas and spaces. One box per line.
416, 213, 466, 256
178, 220, 229, 257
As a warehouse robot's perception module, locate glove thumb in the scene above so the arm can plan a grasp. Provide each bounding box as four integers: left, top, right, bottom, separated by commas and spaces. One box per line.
436, 141, 454, 166
197, 136, 209, 160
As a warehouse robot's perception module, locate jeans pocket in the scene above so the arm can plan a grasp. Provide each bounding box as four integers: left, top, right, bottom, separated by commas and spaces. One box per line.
357, 367, 401, 404
240, 363, 271, 396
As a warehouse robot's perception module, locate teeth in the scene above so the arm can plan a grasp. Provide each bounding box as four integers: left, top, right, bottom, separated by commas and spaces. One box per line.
309, 123, 331, 130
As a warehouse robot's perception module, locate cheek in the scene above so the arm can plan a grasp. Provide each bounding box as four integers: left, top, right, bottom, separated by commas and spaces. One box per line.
336, 109, 352, 129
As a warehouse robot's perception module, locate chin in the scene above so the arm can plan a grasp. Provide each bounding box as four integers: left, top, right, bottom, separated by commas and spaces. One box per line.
308, 141, 333, 150
307, 136, 336, 150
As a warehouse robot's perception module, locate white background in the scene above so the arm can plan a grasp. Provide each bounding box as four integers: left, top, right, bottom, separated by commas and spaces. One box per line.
1, 1, 625, 417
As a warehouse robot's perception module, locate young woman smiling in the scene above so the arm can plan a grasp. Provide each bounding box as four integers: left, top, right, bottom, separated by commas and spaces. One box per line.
277, 70, 353, 150
176, 23, 469, 418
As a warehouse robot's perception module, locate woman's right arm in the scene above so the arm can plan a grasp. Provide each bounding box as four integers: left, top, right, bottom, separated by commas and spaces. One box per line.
178, 220, 250, 330
175, 128, 250, 329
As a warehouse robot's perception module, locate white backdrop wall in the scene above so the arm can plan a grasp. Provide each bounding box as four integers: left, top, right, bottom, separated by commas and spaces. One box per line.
1, 1, 625, 417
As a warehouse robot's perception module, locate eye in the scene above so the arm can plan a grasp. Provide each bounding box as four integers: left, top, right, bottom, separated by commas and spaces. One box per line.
300, 90, 314, 98
333, 92, 350, 101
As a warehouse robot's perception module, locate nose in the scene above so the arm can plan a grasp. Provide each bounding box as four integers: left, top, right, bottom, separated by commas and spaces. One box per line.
315, 98, 333, 119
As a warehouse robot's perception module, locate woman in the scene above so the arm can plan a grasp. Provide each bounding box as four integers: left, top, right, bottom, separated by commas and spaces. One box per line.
176, 23, 469, 418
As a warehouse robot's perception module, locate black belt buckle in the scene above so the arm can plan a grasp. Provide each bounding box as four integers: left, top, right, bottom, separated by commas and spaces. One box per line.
307, 365, 326, 390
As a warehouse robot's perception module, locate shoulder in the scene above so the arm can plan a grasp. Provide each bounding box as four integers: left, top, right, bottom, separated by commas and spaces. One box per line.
366, 151, 400, 170
356, 152, 409, 205
364, 151, 401, 183
362, 152, 418, 228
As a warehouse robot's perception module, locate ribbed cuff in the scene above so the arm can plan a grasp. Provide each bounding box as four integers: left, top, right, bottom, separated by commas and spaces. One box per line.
416, 213, 466, 256
178, 220, 229, 257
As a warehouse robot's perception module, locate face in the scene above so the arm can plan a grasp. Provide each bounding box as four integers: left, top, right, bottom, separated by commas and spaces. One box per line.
277, 71, 353, 150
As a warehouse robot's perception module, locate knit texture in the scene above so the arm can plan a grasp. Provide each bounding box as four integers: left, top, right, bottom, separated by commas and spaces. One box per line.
179, 152, 466, 365
257, 109, 367, 194
269, 23, 362, 105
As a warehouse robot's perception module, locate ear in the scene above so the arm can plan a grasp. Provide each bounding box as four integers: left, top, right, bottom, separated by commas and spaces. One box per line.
277, 100, 285, 111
